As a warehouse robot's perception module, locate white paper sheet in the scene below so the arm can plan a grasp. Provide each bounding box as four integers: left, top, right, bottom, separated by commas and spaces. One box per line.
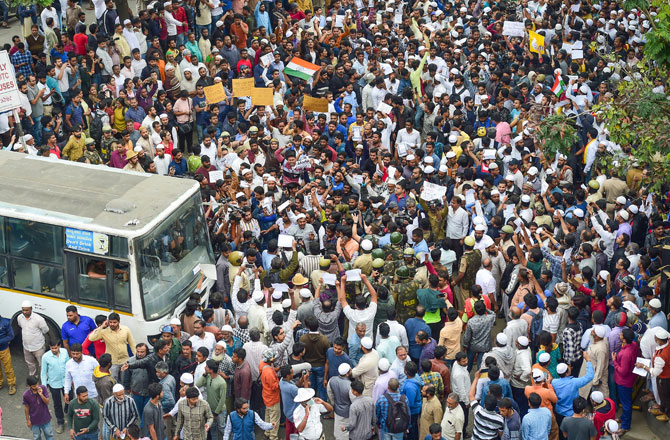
278, 234, 293, 248
200, 263, 217, 280
209, 170, 224, 183
502, 21, 525, 37
278, 200, 291, 212
465, 189, 476, 206
261, 53, 274, 67
345, 269, 362, 281
377, 102, 393, 114
335, 15, 344, 28
420, 181, 447, 201
271, 283, 290, 292
633, 357, 650, 376
321, 273, 337, 285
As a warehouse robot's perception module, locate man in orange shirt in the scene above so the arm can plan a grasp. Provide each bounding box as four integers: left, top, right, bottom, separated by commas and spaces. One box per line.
259, 349, 281, 440
525, 369, 559, 440
530, 352, 554, 384
229, 14, 249, 50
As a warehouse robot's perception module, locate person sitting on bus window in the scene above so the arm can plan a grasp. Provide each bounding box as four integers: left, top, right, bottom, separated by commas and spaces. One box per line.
87, 260, 107, 279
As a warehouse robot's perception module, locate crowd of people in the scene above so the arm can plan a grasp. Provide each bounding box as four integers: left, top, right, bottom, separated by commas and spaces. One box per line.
1, 0, 670, 440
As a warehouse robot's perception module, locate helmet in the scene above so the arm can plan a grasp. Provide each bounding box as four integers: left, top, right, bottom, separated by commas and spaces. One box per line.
319, 257, 331, 269
477, 127, 487, 137
395, 266, 410, 278
464, 236, 476, 247
403, 248, 415, 257
228, 251, 244, 266
362, 234, 376, 245
372, 258, 385, 269
371, 248, 386, 260
390, 231, 403, 244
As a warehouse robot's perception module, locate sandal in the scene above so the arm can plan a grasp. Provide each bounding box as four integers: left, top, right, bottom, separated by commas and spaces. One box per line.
1, 22, 8, 28
640, 393, 655, 402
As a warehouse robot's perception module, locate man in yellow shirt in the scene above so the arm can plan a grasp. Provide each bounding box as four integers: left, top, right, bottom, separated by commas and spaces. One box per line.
61, 125, 86, 161
87, 312, 136, 381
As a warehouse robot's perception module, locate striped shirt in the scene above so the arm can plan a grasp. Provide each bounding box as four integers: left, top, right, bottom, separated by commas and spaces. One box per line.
299, 255, 321, 280
102, 396, 139, 433
471, 401, 504, 440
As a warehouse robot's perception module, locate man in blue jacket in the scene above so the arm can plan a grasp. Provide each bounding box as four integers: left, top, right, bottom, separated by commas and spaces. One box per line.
0, 313, 17, 395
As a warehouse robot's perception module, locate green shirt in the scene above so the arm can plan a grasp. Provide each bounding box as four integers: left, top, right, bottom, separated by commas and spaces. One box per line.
196, 374, 227, 415
67, 398, 100, 433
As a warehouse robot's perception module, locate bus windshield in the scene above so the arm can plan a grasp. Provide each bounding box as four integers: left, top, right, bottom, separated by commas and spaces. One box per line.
137, 194, 214, 320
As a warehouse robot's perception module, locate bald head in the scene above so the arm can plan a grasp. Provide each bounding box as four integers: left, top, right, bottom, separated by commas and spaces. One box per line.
510, 306, 521, 320
238, 315, 248, 329
483, 258, 492, 269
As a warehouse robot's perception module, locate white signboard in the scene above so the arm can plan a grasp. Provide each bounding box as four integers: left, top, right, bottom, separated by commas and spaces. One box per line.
0, 51, 21, 112
503, 21, 525, 37
420, 182, 447, 201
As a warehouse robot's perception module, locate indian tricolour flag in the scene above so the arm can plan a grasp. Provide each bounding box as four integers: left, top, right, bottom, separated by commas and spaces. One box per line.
551, 72, 566, 97
284, 57, 320, 81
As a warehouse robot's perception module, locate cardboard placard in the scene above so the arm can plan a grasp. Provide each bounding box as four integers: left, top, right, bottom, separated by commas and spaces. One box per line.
233, 78, 255, 97
250, 87, 274, 106
303, 95, 329, 112
503, 21, 525, 37
203, 83, 226, 104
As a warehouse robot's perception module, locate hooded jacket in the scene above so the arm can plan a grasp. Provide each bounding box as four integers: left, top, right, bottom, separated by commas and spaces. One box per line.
93, 366, 116, 405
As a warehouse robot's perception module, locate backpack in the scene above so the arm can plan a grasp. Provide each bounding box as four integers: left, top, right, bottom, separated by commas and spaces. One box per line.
527, 309, 543, 348
90, 112, 104, 143
384, 392, 410, 434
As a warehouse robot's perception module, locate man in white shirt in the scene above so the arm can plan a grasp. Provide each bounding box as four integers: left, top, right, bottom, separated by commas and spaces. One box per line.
153, 144, 172, 175
64, 343, 99, 403
17, 301, 49, 377
475, 258, 497, 307
375, 309, 409, 350
338, 274, 378, 340
446, 196, 470, 243
188, 320, 216, 355
293, 388, 333, 440
396, 120, 422, 151
450, 353, 471, 429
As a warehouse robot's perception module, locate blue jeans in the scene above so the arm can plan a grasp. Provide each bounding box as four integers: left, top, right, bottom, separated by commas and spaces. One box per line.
31, 422, 54, 440
0, 1, 8, 23
408, 412, 420, 440
309, 366, 327, 401
210, 411, 227, 440
77, 432, 98, 440
102, 422, 110, 440
195, 24, 210, 39
608, 364, 617, 404
617, 384, 632, 430
132, 394, 150, 427
32, 115, 43, 145
175, 33, 185, 48
467, 350, 483, 371
382, 432, 404, 440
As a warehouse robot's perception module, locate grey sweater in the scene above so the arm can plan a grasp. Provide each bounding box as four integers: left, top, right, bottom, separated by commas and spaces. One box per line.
463, 311, 496, 353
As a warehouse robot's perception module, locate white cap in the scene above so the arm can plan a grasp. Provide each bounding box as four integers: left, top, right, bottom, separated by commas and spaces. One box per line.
607, 420, 619, 433
623, 301, 640, 314
294, 388, 315, 402
491, 189, 500, 196
221, 325, 233, 333
378, 358, 390, 372
252, 290, 265, 302
616, 196, 627, 204
618, 210, 629, 221
123, 19, 131, 25
517, 336, 529, 347
299, 288, 312, 299
155, 144, 165, 150
628, 205, 638, 214
361, 239, 373, 251
649, 298, 662, 309
528, 166, 538, 175
591, 391, 604, 403
241, 168, 252, 175
361, 337, 373, 349
448, 134, 458, 143
281, 299, 292, 308
215, 340, 226, 348
112, 384, 125, 393
593, 325, 606, 338
235, 192, 246, 199
538, 352, 551, 363
599, 270, 610, 281
170, 318, 182, 326
424, 166, 435, 174
532, 369, 545, 381
556, 363, 569, 375
574, 208, 584, 218
505, 174, 515, 181
216, 21, 223, 27
655, 327, 670, 339
272, 291, 283, 300
165, 64, 175, 71
474, 224, 487, 232
180, 373, 194, 384
496, 333, 508, 345
474, 178, 484, 187
489, 162, 499, 169
439, 164, 448, 173
446, 151, 456, 159
406, 154, 415, 161
423, 156, 433, 164
21, 300, 32, 308
521, 195, 531, 203
133, 146, 143, 152
338, 363, 351, 375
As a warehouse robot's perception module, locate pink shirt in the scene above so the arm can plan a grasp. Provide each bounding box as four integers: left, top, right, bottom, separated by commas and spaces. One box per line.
173, 97, 192, 124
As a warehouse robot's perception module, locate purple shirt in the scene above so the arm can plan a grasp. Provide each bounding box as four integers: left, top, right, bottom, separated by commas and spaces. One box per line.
608, 326, 623, 366
419, 338, 437, 372
23, 386, 52, 426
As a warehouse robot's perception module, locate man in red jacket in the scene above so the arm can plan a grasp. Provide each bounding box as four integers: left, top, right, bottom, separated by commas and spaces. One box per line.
589, 391, 615, 439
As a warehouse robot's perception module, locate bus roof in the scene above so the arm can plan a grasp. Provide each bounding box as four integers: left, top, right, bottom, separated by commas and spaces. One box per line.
0, 151, 200, 237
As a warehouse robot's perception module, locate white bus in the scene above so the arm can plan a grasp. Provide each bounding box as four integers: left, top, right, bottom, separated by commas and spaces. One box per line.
0, 151, 216, 344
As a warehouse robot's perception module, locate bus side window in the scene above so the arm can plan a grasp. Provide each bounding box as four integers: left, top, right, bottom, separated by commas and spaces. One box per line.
113, 262, 131, 312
